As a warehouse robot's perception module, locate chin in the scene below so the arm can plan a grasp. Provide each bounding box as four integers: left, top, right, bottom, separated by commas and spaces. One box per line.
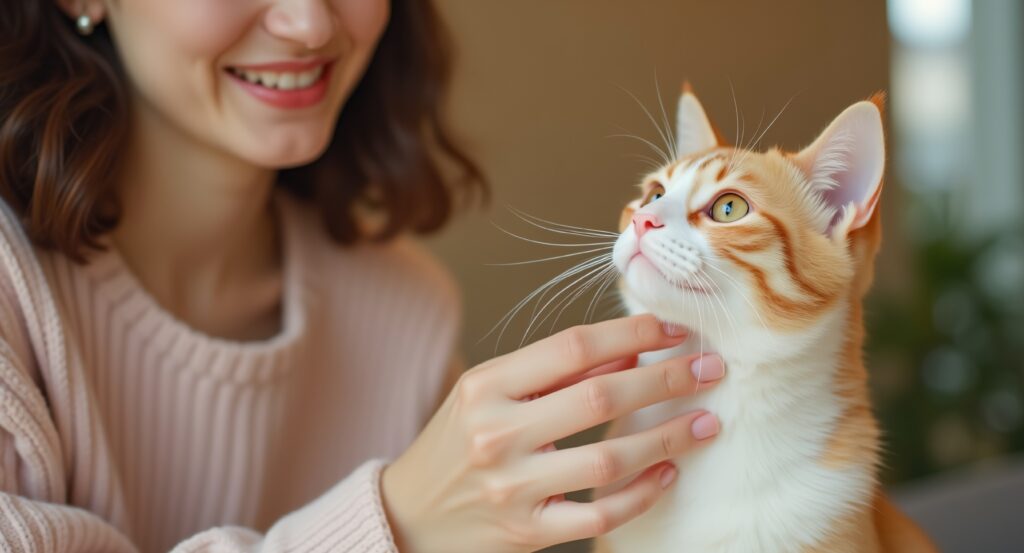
243, 130, 334, 169
620, 256, 705, 324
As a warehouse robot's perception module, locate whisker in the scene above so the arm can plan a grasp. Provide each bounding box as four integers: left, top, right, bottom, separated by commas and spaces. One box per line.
609, 130, 673, 166
653, 69, 679, 158
509, 207, 619, 237
585, 270, 620, 324
616, 84, 676, 164
694, 269, 742, 348
481, 253, 613, 350
519, 257, 613, 347
702, 258, 772, 336
485, 246, 613, 267
536, 264, 617, 339
492, 223, 616, 248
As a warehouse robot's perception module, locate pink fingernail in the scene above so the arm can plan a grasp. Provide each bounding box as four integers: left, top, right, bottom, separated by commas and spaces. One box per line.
659, 465, 677, 488
662, 322, 687, 337
690, 412, 720, 440
690, 354, 725, 382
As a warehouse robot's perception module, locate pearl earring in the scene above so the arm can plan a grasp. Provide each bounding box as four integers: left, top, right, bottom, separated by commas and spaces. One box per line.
76, 13, 95, 36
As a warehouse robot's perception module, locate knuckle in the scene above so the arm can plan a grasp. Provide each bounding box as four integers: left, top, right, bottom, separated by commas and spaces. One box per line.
499, 515, 541, 549
590, 448, 622, 486
583, 380, 614, 421
659, 427, 679, 458
561, 326, 592, 366
661, 361, 686, 396
456, 371, 489, 406
468, 427, 508, 467
632, 489, 657, 519
585, 508, 615, 537
483, 476, 521, 506
634, 316, 658, 345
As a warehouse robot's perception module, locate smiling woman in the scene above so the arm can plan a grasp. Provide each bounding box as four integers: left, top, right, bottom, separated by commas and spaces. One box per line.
0, 0, 488, 551
0, 0, 483, 261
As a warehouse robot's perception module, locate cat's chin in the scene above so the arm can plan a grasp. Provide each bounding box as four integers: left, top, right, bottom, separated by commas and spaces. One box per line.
620, 256, 710, 324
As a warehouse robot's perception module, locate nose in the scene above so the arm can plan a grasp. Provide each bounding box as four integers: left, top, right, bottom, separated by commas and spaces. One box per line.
632, 212, 664, 238
265, 0, 335, 50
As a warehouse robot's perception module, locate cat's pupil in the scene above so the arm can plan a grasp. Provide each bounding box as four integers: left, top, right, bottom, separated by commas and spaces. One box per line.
724, 201, 733, 215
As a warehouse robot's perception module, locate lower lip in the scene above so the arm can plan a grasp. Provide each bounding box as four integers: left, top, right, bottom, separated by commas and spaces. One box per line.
226, 62, 333, 109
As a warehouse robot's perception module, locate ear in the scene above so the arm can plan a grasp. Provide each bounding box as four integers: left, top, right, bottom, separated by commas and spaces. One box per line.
792, 96, 885, 234
675, 83, 719, 158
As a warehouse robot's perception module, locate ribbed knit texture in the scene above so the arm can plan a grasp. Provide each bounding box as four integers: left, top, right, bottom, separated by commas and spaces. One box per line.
0, 191, 461, 552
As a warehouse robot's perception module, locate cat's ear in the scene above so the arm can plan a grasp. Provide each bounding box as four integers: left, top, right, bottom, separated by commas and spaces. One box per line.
675, 83, 719, 158
792, 96, 885, 235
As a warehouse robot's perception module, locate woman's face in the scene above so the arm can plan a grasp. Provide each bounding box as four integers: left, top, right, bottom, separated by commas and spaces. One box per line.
73, 0, 389, 168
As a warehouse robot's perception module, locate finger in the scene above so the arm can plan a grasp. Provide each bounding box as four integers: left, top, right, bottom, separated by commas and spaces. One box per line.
518, 352, 724, 448
523, 410, 718, 498
496, 314, 689, 399
534, 355, 638, 398
533, 461, 677, 544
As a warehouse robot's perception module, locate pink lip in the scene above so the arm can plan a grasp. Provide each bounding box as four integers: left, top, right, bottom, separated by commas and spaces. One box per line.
226, 61, 334, 110
229, 57, 332, 72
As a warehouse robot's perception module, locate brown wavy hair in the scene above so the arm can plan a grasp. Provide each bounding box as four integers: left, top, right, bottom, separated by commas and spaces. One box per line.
0, 0, 484, 262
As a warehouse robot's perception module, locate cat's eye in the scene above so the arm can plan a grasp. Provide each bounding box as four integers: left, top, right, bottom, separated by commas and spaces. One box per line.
710, 193, 749, 223
641, 183, 666, 207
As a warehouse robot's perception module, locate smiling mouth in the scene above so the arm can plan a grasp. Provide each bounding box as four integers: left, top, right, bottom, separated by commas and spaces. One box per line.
225, 62, 330, 91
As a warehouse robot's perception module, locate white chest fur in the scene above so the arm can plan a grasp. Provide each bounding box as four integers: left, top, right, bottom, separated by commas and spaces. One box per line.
599, 308, 875, 552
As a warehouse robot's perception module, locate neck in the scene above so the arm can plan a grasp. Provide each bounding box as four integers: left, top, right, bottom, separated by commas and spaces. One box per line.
110, 96, 282, 335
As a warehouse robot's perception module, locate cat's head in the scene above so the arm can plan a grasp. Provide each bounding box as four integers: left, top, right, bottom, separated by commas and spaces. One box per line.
612, 86, 886, 347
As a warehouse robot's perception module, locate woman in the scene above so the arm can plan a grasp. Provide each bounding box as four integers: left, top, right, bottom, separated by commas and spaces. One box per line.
0, 1, 724, 551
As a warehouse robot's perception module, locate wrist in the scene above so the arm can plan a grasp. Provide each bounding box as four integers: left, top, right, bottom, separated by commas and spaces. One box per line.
380, 461, 418, 553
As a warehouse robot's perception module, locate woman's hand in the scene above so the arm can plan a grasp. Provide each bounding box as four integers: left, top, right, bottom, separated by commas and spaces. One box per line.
380, 314, 724, 553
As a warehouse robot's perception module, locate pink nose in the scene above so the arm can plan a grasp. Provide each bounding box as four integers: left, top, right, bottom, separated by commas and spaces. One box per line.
632, 213, 664, 238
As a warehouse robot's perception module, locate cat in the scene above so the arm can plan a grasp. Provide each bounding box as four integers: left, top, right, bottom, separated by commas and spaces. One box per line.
589, 85, 937, 553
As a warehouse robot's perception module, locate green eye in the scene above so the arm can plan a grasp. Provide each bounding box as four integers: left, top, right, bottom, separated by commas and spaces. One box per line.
641, 183, 666, 207
710, 193, 749, 223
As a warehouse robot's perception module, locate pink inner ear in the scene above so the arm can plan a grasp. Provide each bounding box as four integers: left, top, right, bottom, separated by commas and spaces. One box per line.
796, 101, 885, 233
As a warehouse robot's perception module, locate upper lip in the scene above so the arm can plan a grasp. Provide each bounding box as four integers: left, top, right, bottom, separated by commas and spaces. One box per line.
227, 57, 333, 72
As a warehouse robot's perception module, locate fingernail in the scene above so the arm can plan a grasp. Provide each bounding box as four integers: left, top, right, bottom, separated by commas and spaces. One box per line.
690, 354, 725, 383
662, 321, 687, 337
691, 412, 720, 440
659, 465, 677, 488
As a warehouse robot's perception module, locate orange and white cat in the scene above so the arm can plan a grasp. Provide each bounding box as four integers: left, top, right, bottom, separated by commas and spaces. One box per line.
591, 87, 936, 552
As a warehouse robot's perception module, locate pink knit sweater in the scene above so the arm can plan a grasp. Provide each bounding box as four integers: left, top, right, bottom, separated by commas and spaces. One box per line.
0, 192, 460, 552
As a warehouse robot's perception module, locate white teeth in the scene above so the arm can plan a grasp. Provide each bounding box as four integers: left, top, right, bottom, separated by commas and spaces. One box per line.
296, 70, 317, 88
259, 71, 279, 87
277, 73, 297, 90
230, 64, 326, 91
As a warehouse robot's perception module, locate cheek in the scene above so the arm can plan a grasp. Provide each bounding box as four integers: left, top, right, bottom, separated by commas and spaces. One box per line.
112, 0, 252, 64
334, 0, 390, 47
108, 0, 254, 112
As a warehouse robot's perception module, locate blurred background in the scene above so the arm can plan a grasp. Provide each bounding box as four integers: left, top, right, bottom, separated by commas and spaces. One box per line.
425, 1, 1024, 551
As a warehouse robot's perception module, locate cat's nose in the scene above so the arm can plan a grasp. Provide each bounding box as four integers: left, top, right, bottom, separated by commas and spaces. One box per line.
632, 213, 664, 238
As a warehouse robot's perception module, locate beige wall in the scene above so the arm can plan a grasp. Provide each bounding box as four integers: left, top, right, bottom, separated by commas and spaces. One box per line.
429, 0, 890, 365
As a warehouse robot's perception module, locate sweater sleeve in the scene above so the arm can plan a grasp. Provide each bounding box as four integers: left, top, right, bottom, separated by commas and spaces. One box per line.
0, 334, 399, 553
0, 383, 400, 553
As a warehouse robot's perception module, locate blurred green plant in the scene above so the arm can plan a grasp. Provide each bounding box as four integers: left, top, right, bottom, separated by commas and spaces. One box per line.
868, 227, 1024, 484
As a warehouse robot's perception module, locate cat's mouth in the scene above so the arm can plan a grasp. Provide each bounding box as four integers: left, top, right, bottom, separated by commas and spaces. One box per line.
628, 252, 711, 295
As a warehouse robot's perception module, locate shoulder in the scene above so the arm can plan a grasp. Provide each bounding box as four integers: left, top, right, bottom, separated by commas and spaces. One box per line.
0, 198, 50, 362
